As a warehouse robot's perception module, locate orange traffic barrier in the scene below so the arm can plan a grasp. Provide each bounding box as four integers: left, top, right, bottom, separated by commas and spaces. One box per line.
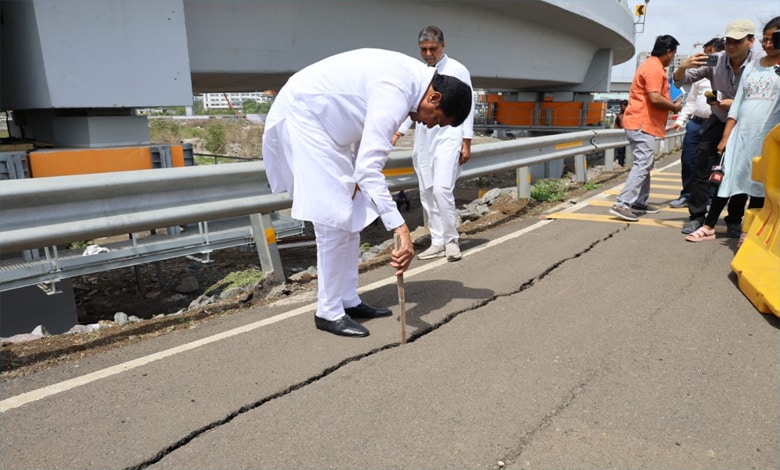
29, 145, 187, 178
731, 123, 780, 317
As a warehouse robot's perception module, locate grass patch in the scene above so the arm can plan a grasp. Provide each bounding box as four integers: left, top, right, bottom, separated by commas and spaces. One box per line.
530, 178, 567, 202
204, 268, 263, 296
582, 181, 603, 190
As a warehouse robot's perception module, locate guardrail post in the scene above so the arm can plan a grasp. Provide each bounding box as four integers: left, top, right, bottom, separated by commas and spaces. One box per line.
516, 166, 530, 199
574, 154, 588, 183
249, 213, 284, 283
604, 148, 615, 171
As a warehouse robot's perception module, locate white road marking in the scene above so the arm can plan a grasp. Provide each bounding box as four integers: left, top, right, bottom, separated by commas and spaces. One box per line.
3, 158, 685, 412
0, 220, 553, 413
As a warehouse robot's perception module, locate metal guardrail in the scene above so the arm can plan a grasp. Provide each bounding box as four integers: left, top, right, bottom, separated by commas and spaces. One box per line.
0, 129, 682, 292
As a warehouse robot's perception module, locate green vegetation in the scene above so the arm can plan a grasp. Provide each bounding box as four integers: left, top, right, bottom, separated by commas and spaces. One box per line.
149, 118, 263, 161
530, 178, 567, 202
242, 100, 271, 115
204, 268, 263, 296
204, 120, 226, 154
582, 181, 603, 190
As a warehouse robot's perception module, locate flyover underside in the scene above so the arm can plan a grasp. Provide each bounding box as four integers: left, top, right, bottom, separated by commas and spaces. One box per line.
184, 0, 635, 93
191, 73, 575, 95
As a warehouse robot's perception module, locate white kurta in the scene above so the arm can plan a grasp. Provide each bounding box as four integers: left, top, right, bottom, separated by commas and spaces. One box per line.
399, 54, 475, 190
263, 48, 436, 232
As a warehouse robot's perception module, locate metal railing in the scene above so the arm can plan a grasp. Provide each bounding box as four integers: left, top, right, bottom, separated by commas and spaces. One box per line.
0, 129, 683, 292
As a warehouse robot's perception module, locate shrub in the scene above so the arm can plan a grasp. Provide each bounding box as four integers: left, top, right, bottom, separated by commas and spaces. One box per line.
149, 119, 184, 144
530, 178, 567, 202
204, 120, 226, 154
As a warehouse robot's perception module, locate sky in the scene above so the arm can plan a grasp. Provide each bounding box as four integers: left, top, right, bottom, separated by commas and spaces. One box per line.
611, 0, 780, 83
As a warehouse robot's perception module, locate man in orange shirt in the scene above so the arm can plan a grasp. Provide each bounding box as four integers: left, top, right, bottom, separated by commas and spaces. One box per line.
609, 35, 684, 221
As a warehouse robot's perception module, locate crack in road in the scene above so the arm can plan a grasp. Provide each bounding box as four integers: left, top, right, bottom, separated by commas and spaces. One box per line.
125, 227, 625, 470
497, 370, 600, 469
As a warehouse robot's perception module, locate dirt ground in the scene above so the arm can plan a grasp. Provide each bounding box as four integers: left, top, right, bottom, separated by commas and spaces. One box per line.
1, 138, 627, 379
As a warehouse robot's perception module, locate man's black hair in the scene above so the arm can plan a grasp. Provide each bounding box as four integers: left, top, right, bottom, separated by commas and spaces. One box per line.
430, 72, 472, 127
704, 36, 725, 51
651, 35, 680, 57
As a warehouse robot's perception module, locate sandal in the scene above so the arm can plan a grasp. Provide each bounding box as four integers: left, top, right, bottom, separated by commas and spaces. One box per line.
685, 226, 716, 242
737, 232, 748, 249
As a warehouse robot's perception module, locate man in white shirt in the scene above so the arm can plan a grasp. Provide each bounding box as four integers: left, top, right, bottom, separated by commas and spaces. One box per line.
393, 26, 475, 262
667, 37, 723, 208
263, 48, 472, 337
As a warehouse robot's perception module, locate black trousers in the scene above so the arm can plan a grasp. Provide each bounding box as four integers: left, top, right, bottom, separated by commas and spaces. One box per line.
688, 117, 726, 221
705, 194, 765, 228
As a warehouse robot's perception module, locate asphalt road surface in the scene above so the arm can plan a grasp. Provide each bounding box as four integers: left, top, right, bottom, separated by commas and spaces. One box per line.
2, 154, 778, 470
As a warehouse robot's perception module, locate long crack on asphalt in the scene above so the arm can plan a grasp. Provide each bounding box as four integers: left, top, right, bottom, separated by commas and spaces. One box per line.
124, 227, 624, 470
498, 369, 600, 469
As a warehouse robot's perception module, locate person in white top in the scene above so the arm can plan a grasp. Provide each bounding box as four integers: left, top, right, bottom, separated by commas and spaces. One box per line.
667, 37, 723, 208
263, 48, 472, 337
393, 26, 475, 262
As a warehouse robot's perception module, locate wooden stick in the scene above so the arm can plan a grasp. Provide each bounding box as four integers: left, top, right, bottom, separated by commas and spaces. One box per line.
394, 233, 407, 344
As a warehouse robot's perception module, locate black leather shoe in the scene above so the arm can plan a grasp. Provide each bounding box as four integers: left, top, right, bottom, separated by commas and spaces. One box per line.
344, 302, 392, 319
314, 315, 369, 337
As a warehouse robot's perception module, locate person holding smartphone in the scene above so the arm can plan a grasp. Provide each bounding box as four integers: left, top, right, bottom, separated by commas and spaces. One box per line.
673, 19, 756, 236
685, 17, 780, 245
667, 37, 724, 209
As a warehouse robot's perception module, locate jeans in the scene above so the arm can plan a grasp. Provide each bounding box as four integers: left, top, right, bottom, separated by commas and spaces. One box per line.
688, 117, 725, 221
679, 119, 703, 198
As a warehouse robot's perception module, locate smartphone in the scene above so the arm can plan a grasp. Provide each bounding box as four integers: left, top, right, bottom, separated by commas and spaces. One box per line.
706, 54, 719, 67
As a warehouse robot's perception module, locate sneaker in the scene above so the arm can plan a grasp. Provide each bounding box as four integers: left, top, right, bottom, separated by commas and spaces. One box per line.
681, 219, 703, 234
417, 244, 445, 260
631, 203, 661, 214
669, 196, 688, 208
726, 223, 742, 238
445, 241, 461, 261
609, 204, 639, 222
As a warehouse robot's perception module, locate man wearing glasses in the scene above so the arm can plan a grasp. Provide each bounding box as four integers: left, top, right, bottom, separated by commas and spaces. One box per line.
673, 19, 755, 236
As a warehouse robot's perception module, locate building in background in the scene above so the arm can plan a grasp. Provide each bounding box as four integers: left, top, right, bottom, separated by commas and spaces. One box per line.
201, 91, 273, 110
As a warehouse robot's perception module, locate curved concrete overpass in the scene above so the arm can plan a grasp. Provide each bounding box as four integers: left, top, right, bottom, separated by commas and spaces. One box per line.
185, 0, 637, 93
1, 0, 635, 148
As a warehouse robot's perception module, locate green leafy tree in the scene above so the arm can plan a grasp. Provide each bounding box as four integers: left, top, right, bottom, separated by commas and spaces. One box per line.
242, 100, 259, 114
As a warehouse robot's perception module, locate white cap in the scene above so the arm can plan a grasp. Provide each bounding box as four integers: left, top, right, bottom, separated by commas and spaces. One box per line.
724, 19, 755, 40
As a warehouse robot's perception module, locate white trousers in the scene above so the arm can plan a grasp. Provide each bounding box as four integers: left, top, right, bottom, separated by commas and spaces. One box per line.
419, 185, 458, 246
314, 223, 362, 321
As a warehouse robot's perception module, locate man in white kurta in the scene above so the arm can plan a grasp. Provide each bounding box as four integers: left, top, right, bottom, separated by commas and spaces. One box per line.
263, 48, 472, 337
394, 26, 475, 261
